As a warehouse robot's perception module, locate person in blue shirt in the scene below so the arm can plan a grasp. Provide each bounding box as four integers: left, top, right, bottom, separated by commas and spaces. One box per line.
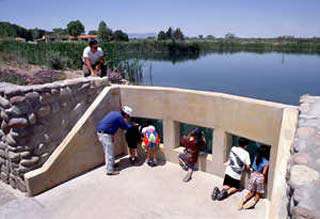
238, 145, 270, 210
96, 106, 133, 175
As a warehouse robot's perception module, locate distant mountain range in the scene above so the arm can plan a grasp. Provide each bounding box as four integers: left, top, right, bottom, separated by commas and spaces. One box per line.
128, 32, 157, 39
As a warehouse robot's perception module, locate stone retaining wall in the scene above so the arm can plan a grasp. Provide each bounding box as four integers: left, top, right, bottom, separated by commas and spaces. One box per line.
0, 77, 109, 192
287, 95, 320, 219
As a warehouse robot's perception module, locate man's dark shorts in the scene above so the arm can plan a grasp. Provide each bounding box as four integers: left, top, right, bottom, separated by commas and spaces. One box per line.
223, 174, 241, 189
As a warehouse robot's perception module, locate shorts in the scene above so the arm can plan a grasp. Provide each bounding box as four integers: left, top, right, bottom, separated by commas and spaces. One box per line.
247, 172, 265, 194
147, 142, 157, 149
223, 174, 241, 189
178, 152, 195, 170
127, 143, 137, 149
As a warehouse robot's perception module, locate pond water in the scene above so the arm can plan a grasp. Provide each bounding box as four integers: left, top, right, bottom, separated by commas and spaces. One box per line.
135, 52, 320, 105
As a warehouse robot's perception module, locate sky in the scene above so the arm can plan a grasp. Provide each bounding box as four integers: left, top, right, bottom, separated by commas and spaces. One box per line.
0, 0, 319, 37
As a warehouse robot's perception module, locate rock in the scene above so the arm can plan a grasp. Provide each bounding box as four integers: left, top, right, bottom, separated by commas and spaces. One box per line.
9, 175, 16, 189
290, 165, 320, 186
5, 133, 17, 146
1, 120, 8, 131
0, 141, 7, 150
8, 117, 29, 129
0, 172, 9, 184
0, 149, 5, 158
294, 140, 307, 153
20, 151, 31, 159
297, 127, 316, 139
25, 92, 41, 111
37, 105, 51, 118
0, 110, 9, 121
0, 96, 10, 108
8, 151, 20, 162
51, 89, 60, 95
60, 87, 72, 97
28, 113, 37, 125
5, 106, 22, 117
20, 156, 40, 167
0, 129, 4, 138
51, 102, 60, 113
293, 153, 310, 165
16, 176, 27, 192
10, 96, 26, 105
291, 207, 316, 219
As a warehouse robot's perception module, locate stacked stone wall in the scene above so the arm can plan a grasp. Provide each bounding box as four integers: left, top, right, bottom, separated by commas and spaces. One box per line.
287, 95, 320, 219
0, 78, 109, 192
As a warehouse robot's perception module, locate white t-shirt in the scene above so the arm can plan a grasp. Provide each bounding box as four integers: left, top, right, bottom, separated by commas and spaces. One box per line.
82, 46, 104, 65
225, 146, 251, 180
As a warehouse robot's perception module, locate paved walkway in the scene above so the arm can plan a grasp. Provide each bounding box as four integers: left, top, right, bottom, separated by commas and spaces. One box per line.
0, 159, 268, 219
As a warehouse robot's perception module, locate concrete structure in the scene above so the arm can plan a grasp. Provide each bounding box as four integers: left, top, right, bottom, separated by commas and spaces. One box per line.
24, 85, 298, 219
0, 77, 110, 192
0, 162, 268, 219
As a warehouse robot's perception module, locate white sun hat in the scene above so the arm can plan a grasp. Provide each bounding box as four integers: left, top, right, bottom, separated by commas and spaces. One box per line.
148, 125, 155, 132
121, 106, 132, 116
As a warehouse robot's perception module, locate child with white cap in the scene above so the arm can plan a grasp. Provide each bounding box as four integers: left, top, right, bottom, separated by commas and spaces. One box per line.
142, 125, 160, 167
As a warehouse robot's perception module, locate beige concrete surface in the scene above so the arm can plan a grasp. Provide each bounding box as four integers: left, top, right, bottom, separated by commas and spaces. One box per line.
24, 86, 124, 196
0, 161, 268, 219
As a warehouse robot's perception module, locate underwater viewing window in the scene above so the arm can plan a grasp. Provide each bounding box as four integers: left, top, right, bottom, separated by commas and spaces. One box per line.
179, 123, 213, 154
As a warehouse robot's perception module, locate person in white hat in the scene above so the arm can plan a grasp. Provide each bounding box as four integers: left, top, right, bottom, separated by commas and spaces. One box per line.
96, 106, 133, 175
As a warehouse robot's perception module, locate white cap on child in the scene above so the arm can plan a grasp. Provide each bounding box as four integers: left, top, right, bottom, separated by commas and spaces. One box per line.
148, 125, 155, 132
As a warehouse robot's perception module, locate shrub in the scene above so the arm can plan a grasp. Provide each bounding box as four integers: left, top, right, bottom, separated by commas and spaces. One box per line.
46, 51, 71, 70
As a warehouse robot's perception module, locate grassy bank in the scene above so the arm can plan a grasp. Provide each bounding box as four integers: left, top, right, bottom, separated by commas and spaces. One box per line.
0, 39, 319, 70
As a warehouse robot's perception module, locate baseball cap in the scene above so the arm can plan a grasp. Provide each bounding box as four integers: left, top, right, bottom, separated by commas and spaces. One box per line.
121, 106, 132, 117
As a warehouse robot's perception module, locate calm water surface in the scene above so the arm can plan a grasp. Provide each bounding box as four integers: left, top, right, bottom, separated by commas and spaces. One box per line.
137, 52, 320, 105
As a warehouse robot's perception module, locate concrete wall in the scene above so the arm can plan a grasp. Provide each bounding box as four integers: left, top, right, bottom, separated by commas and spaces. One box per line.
24, 86, 125, 196
23, 85, 299, 219
0, 77, 109, 192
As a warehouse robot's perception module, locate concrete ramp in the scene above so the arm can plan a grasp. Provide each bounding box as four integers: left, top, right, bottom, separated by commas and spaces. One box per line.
24, 86, 125, 196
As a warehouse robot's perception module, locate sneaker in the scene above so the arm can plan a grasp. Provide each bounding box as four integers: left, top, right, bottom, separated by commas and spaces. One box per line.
106, 171, 120, 176
211, 187, 220, 201
152, 159, 158, 167
183, 171, 192, 182
217, 189, 228, 201
129, 157, 135, 165
147, 159, 153, 167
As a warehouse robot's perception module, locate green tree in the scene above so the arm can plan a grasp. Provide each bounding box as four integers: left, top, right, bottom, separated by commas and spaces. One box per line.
113, 30, 129, 41
88, 30, 98, 35
0, 22, 16, 38
166, 27, 173, 40
198, 35, 203, 39
173, 28, 184, 40
225, 33, 236, 39
30, 28, 46, 40
206, 35, 215, 40
52, 28, 67, 35
157, 31, 166, 40
67, 20, 85, 37
97, 21, 112, 41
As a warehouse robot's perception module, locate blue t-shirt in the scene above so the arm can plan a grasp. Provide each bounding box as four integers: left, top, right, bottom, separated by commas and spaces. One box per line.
96, 111, 131, 135
252, 157, 269, 173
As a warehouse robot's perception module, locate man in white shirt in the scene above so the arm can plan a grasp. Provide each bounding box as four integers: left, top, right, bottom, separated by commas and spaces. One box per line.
211, 137, 251, 201
82, 39, 106, 77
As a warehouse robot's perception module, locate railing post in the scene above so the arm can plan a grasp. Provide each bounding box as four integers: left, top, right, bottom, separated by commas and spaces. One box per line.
211, 128, 232, 177
163, 120, 180, 149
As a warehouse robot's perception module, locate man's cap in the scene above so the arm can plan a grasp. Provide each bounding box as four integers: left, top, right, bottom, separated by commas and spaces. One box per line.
121, 106, 132, 117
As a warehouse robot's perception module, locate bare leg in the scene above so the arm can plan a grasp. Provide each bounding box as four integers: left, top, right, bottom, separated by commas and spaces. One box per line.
183, 169, 193, 182
243, 192, 261, 209
238, 191, 255, 210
